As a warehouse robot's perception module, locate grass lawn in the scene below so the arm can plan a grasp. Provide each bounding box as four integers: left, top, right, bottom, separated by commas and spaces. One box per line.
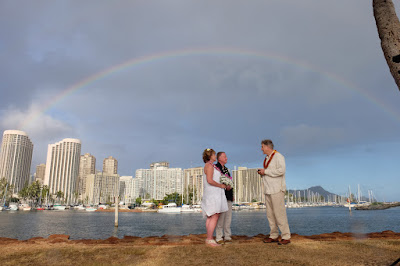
1, 238, 399, 265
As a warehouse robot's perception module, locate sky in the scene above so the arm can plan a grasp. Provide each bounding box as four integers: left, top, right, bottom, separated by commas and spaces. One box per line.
1, 1, 399, 201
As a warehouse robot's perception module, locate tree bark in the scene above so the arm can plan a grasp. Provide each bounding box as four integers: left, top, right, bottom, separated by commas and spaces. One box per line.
373, 0, 400, 91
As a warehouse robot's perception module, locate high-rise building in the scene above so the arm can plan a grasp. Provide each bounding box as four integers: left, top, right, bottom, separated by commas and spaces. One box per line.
119, 176, 141, 204
183, 167, 203, 204
150, 161, 169, 169
0, 130, 34, 195
78, 153, 96, 195
103, 156, 117, 175
84, 172, 119, 205
44, 138, 81, 204
35, 164, 46, 184
232, 167, 264, 203
135, 162, 183, 200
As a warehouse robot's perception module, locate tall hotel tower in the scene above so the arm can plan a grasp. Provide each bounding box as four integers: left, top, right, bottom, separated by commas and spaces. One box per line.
35, 163, 46, 184
103, 156, 118, 175
78, 153, 96, 195
0, 130, 33, 195
44, 138, 81, 204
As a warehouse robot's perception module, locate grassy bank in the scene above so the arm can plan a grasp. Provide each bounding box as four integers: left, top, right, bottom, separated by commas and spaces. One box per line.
1, 233, 399, 265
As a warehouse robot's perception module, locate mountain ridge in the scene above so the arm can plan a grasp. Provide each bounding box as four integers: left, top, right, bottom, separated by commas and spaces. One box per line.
287, 186, 338, 200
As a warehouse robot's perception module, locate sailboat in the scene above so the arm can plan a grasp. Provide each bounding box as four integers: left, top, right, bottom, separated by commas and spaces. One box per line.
85, 206, 97, 212
0, 183, 8, 211
354, 184, 370, 207
36, 187, 44, 210
158, 202, 181, 213
181, 204, 195, 213
343, 186, 352, 209
9, 203, 18, 211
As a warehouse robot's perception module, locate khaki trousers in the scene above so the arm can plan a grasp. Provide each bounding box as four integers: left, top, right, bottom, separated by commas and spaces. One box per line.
265, 192, 291, 240
216, 201, 232, 241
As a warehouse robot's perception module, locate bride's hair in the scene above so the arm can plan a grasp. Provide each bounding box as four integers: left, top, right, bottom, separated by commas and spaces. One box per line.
202, 148, 215, 163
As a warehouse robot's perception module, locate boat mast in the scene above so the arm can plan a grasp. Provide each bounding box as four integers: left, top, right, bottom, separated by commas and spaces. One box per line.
2, 183, 8, 207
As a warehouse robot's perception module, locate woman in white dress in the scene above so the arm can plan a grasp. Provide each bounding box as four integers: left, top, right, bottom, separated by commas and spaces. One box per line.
201, 148, 228, 247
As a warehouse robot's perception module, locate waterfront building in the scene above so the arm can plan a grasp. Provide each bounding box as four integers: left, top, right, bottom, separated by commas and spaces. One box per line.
183, 167, 203, 204
119, 176, 131, 203
0, 130, 34, 195
150, 161, 169, 169
84, 172, 120, 205
103, 156, 118, 175
44, 138, 81, 204
35, 163, 46, 184
135, 162, 183, 200
232, 167, 264, 203
119, 176, 141, 204
78, 153, 96, 195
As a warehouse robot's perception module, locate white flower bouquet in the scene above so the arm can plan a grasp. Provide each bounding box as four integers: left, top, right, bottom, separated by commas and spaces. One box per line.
220, 174, 233, 187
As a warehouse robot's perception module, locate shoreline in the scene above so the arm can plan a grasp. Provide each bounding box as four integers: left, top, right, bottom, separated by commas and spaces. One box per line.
355, 202, 400, 210
94, 208, 158, 212
1, 230, 399, 244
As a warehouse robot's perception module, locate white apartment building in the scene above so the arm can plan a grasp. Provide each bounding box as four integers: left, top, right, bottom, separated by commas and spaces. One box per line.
119, 176, 132, 199
44, 138, 81, 204
119, 176, 142, 204
150, 161, 169, 169
78, 153, 96, 195
84, 172, 119, 205
103, 156, 117, 175
183, 167, 203, 204
232, 167, 264, 203
136, 162, 183, 200
0, 130, 33, 195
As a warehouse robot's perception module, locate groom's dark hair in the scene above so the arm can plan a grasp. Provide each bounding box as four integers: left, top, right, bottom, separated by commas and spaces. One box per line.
261, 139, 274, 149
217, 151, 225, 160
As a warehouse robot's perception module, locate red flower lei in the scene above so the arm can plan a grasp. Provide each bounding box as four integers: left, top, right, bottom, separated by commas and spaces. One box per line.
263, 150, 277, 169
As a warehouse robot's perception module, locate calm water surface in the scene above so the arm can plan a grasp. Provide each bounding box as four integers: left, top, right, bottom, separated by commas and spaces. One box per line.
0, 207, 399, 240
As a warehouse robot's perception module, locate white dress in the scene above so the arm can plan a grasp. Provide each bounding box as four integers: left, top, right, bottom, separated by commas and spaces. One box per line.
201, 166, 228, 217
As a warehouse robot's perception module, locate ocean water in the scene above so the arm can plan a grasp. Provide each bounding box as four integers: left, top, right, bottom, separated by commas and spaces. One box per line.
0, 206, 399, 240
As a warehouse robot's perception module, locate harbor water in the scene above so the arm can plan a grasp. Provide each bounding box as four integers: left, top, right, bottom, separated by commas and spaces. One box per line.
0, 206, 399, 240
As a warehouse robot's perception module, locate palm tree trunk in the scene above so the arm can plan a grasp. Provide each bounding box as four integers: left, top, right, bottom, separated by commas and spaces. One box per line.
373, 0, 400, 91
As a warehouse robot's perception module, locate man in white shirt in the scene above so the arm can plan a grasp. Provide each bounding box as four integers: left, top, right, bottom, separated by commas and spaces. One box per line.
257, 139, 291, 245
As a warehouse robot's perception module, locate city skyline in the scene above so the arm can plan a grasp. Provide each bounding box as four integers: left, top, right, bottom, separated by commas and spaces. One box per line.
0, 129, 397, 202
1, 1, 400, 201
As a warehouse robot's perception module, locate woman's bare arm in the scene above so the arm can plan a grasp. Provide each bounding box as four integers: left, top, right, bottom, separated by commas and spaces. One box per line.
205, 164, 226, 189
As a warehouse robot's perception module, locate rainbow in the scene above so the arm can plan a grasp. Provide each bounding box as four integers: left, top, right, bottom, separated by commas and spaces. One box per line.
19, 47, 400, 128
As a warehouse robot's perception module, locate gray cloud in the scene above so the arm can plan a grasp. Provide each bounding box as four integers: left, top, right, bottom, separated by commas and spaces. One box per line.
0, 0, 399, 197
280, 124, 347, 153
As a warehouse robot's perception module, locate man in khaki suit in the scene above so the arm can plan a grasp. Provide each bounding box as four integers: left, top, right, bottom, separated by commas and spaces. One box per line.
257, 139, 291, 245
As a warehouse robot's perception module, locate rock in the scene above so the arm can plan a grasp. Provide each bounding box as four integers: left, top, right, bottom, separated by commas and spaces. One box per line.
49, 238, 68, 244
123, 235, 141, 241
0, 237, 19, 244
103, 237, 119, 244
48, 234, 70, 240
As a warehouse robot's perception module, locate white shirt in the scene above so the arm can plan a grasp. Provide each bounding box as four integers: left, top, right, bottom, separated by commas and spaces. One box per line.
262, 151, 286, 195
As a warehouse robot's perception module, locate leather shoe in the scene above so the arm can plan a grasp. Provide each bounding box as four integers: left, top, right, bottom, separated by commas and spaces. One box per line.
278, 239, 291, 245
216, 240, 225, 245
263, 237, 279, 243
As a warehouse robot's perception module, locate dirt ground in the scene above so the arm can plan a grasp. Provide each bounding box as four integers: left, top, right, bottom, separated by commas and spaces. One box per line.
1, 231, 399, 266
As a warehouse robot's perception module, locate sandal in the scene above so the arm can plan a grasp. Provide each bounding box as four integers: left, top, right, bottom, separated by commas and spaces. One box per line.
205, 239, 221, 247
